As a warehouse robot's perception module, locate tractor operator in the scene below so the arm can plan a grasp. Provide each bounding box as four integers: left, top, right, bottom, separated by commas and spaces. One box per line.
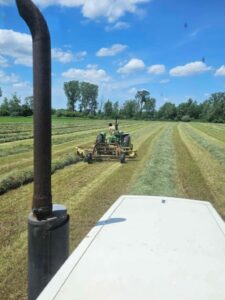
108, 123, 115, 135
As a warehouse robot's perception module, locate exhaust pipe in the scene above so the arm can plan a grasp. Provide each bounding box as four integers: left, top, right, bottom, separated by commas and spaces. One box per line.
16, 1, 69, 299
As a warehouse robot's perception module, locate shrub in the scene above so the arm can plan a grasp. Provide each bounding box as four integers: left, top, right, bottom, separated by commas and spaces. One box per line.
181, 115, 192, 122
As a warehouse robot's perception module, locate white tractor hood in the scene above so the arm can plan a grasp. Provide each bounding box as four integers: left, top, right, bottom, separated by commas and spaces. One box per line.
38, 195, 225, 300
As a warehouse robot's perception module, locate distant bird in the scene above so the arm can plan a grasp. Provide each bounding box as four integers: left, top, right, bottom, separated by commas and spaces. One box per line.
184, 22, 188, 29
201, 57, 206, 63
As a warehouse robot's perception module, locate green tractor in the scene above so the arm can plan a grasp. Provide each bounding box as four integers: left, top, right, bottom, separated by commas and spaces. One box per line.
76, 119, 137, 164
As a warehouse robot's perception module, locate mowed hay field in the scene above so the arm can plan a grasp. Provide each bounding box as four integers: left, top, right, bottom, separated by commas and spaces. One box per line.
1, 117, 225, 299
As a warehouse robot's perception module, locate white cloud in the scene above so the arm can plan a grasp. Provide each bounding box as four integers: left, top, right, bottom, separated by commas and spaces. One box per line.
215, 65, 225, 77
0, 0, 11, 4
52, 48, 73, 63
0, 70, 19, 84
3, 0, 151, 23
0, 55, 8, 67
128, 87, 137, 94
170, 61, 212, 77
0, 29, 32, 67
86, 64, 98, 69
74, 51, 87, 61
160, 79, 170, 84
0, 29, 80, 66
96, 44, 127, 57
117, 58, 145, 74
148, 64, 165, 75
62, 65, 110, 83
13, 81, 30, 89
105, 22, 130, 31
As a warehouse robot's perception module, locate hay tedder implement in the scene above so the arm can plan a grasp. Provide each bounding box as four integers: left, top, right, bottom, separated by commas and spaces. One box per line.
76, 121, 137, 164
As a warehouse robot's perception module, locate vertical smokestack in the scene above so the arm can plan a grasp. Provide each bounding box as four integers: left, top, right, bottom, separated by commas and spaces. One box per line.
16, 2, 69, 299
16, 0, 52, 220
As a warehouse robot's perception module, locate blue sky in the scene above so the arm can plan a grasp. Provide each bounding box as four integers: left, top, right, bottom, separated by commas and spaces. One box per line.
1, 0, 225, 108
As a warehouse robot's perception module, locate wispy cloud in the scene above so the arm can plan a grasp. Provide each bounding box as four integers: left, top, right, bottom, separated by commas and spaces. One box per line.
215, 65, 225, 77
148, 64, 165, 75
96, 44, 127, 57
175, 26, 209, 48
105, 22, 130, 31
0, 70, 19, 84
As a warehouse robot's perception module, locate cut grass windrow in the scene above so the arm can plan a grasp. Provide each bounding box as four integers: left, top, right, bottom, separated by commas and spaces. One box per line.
183, 124, 225, 170
174, 125, 214, 201
130, 124, 178, 197
0, 154, 81, 195
191, 123, 225, 144
179, 123, 225, 219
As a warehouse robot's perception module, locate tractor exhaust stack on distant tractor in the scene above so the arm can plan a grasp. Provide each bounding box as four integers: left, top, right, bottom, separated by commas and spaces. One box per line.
16, 1, 69, 300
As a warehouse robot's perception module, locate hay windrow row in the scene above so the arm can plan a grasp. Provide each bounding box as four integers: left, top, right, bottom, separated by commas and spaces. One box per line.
191, 123, 225, 145
0, 119, 139, 144
179, 124, 225, 219
0, 154, 81, 195
130, 124, 178, 196
174, 125, 214, 201
183, 123, 225, 169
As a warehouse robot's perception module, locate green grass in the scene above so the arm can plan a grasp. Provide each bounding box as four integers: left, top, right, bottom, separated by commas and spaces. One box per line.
0, 116, 33, 123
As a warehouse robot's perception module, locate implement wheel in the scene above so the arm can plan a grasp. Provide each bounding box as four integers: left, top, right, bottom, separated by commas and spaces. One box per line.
86, 153, 93, 164
120, 153, 126, 164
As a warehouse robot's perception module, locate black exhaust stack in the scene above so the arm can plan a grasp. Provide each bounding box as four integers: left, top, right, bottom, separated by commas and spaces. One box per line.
16, 1, 69, 299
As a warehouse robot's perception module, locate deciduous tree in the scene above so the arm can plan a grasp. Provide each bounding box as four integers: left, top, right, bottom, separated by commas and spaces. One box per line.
64, 81, 80, 111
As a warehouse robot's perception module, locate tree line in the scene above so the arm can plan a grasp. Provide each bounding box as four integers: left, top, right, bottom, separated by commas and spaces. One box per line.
1, 82, 225, 123
0, 88, 33, 117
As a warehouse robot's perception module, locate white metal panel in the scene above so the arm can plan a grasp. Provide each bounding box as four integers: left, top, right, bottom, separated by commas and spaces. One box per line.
38, 196, 225, 300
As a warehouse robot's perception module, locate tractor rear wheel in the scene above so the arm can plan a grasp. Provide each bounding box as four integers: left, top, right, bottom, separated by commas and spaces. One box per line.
120, 153, 126, 164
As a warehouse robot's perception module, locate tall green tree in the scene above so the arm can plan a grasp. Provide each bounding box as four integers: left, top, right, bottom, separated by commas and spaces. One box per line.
0, 97, 9, 116
64, 81, 80, 111
157, 102, 177, 120
143, 97, 156, 118
112, 101, 119, 118
201, 93, 225, 122
80, 82, 98, 114
135, 90, 150, 114
122, 100, 139, 118
0, 87, 2, 98
8, 94, 21, 116
24, 96, 34, 111
176, 98, 200, 120
104, 100, 113, 117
